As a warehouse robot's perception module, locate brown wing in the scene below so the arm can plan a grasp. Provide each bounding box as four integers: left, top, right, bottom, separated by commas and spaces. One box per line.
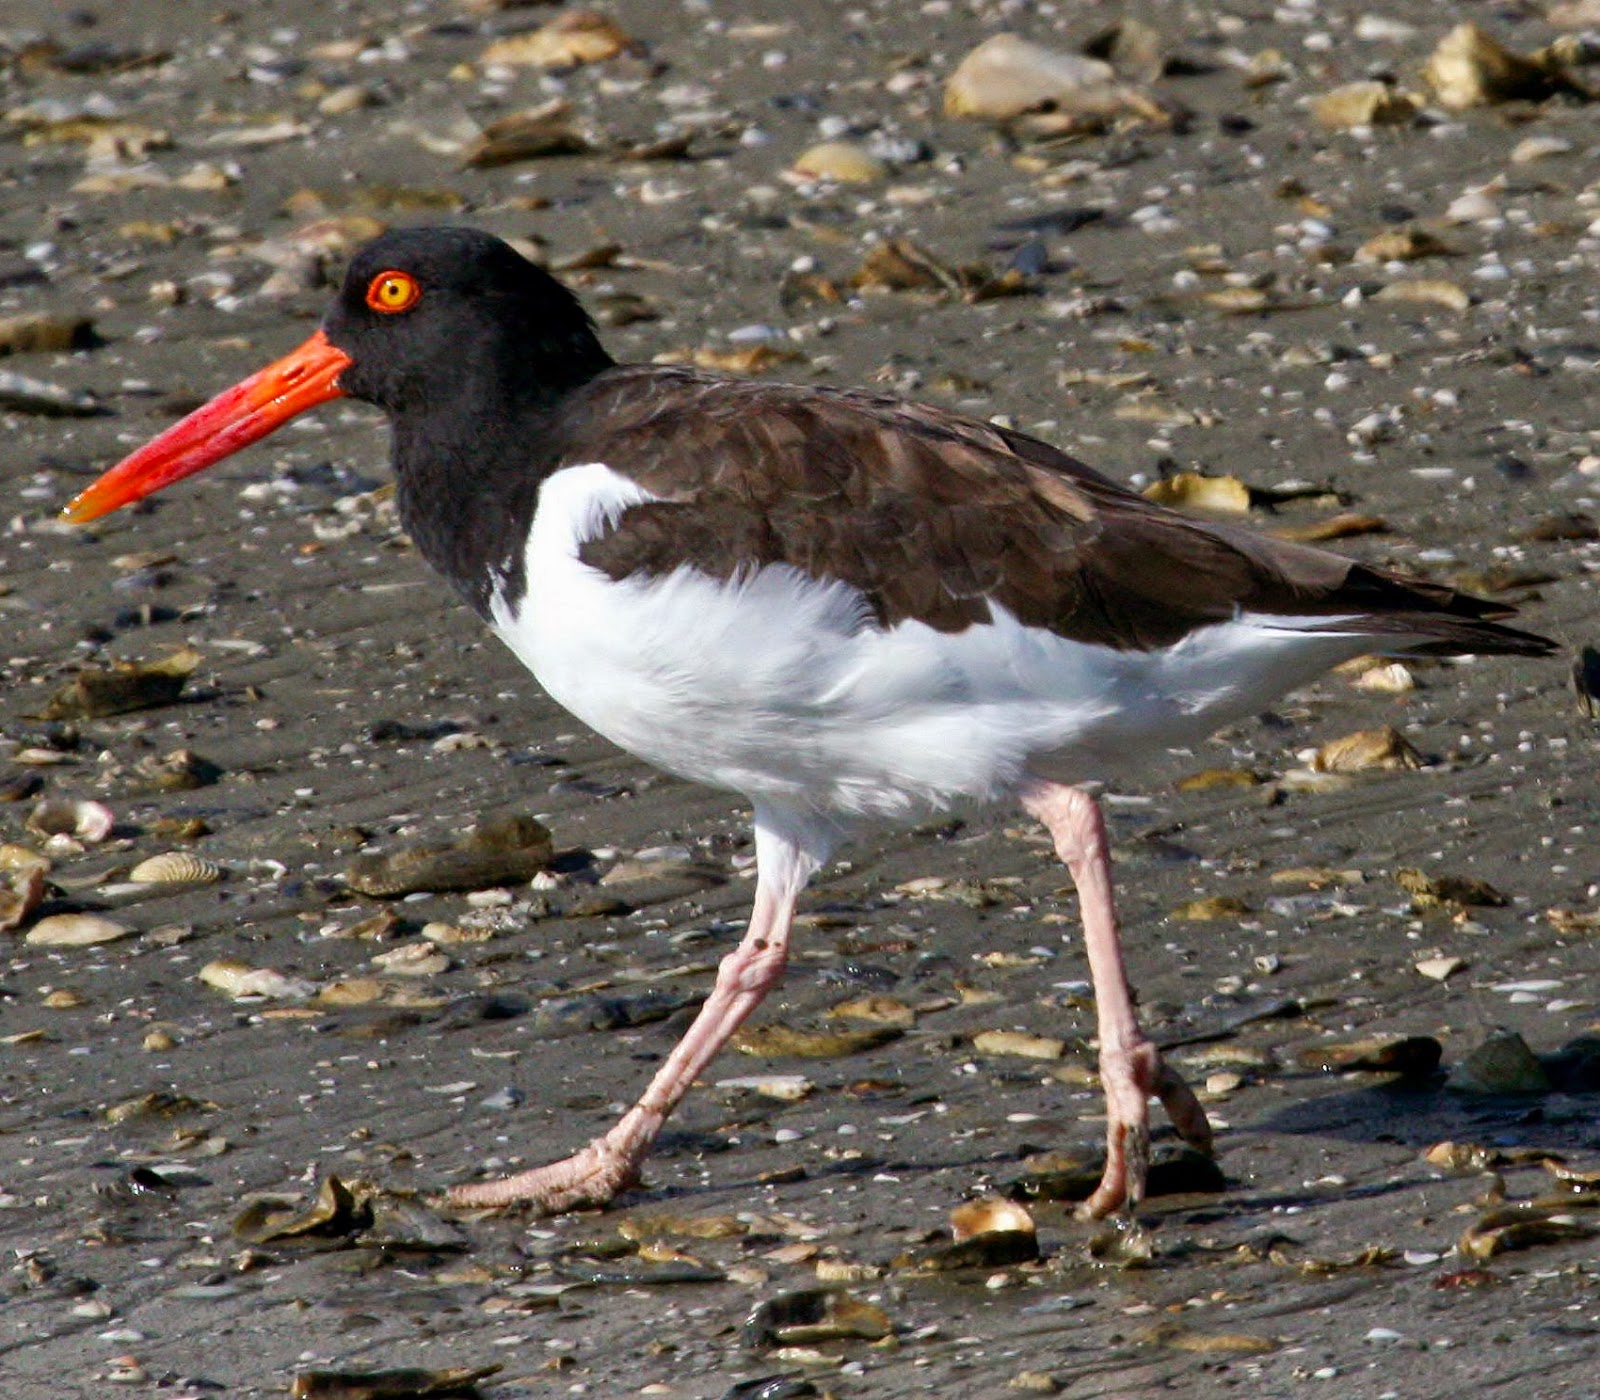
559, 365, 1552, 657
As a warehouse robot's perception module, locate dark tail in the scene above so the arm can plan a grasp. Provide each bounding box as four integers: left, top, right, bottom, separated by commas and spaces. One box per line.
1308, 563, 1558, 658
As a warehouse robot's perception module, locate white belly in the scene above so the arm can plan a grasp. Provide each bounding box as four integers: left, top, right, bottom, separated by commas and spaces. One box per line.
491, 463, 1376, 825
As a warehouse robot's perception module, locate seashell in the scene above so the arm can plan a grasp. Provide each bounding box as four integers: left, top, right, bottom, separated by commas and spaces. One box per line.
40, 646, 200, 721
128, 852, 222, 886
1423, 23, 1583, 110
1351, 661, 1416, 694
462, 101, 590, 169
1170, 895, 1252, 921
0, 843, 50, 876
742, 1289, 893, 1347
731, 1024, 901, 1058
0, 865, 46, 932
1511, 135, 1573, 164
971, 1028, 1067, 1060
1415, 955, 1467, 982
199, 958, 317, 1000
1310, 80, 1420, 129
343, 813, 552, 897
950, 1197, 1036, 1242
1373, 278, 1471, 312
1355, 228, 1454, 264
1395, 868, 1507, 909
1296, 1034, 1442, 1076
369, 942, 450, 977
790, 141, 887, 184
1309, 725, 1424, 773
0, 312, 97, 356
27, 798, 115, 844
480, 10, 637, 69
25, 913, 135, 947
1142, 471, 1252, 515
945, 33, 1118, 120
824, 995, 916, 1028
713, 1073, 815, 1102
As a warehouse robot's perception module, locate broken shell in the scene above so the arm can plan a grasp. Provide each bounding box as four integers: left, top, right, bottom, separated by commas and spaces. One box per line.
824, 995, 916, 1028
463, 102, 591, 168
370, 942, 451, 977
732, 1024, 901, 1058
1170, 895, 1251, 921
0, 311, 98, 356
290, 1368, 501, 1400
1355, 228, 1455, 264
945, 33, 1121, 121
1395, 868, 1507, 909
27, 798, 115, 844
480, 10, 636, 69
950, 1197, 1035, 1242
39, 647, 201, 720
128, 852, 222, 886
1459, 1204, 1594, 1261
1351, 662, 1416, 694
25, 913, 135, 947
1310, 726, 1423, 773
131, 748, 222, 793
971, 1028, 1066, 1060
1415, 955, 1467, 981
1425, 1140, 1501, 1174
1176, 767, 1261, 792
1423, 23, 1585, 109
1141, 472, 1251, 514
1311, 81, 1420, 129
236, 1175, 366, 1244
1372, 279, 1472, 312
742, 1288, 893, 1347
199, 959, 317, 1000
1297, 1035, 1442, 1077
343, 814, 552, 896
0, 865, 46, 933
714, 1073, 815, 1102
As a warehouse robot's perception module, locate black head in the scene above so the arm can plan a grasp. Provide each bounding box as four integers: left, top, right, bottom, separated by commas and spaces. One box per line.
324, 226, 613, 418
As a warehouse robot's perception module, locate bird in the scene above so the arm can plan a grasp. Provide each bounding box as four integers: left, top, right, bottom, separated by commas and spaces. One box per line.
65, 225, 1555, 1218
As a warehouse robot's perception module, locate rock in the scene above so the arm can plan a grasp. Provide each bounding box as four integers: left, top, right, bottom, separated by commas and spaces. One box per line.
1448, 1030, 1552, 1094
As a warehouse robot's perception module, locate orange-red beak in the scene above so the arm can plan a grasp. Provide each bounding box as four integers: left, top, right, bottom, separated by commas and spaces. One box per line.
63, 329, 354, 524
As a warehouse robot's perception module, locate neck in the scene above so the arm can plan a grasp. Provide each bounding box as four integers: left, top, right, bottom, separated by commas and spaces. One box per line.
390, 348, 614, 620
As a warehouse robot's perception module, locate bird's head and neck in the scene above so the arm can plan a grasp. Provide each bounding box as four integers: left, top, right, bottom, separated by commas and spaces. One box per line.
63, 226, 617, 614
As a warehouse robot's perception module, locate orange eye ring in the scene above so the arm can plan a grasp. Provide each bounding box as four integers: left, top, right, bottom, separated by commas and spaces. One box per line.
365, 270, 422, 314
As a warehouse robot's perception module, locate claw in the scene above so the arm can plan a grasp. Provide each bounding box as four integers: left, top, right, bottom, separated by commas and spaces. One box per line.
448, 1138, 640, 1212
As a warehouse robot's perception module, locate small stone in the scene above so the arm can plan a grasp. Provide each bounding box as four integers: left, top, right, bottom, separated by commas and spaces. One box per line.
1415, 955, 1467, 982
1448, 1030, 1552, 1094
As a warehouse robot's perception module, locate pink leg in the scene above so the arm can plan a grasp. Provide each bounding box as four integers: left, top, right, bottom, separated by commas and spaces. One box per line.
1020, 780, 1212, 1217
450, 820, 820, 1212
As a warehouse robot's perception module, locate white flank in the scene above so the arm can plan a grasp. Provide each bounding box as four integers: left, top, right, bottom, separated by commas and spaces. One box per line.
492, 464, 1387, 827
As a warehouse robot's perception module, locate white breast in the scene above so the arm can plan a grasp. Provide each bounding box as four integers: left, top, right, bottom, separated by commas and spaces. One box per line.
491, 463, 1378, 826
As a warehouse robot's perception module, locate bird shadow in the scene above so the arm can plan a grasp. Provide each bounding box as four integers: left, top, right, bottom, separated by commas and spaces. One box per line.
1250, 1074, 1600, 1155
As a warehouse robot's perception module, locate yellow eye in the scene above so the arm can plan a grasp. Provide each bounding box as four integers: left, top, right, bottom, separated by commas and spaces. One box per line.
365, 270, 421, 314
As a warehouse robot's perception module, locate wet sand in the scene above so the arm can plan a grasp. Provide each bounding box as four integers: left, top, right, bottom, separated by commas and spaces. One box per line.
2, 1, 1599, 1395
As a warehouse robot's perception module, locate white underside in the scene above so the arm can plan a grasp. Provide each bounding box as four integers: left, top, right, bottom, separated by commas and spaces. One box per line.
491, 464, 1387, 841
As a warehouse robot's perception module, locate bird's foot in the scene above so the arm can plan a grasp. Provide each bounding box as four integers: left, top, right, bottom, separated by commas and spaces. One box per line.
448, 1137, 641, 1212
1077, 1040, 1213, 1220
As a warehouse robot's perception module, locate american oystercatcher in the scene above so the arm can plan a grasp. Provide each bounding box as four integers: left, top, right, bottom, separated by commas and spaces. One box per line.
66, 226, 1554, 1217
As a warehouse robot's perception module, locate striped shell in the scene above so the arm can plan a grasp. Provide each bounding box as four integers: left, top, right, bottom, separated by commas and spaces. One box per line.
128, 852, 223, 885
